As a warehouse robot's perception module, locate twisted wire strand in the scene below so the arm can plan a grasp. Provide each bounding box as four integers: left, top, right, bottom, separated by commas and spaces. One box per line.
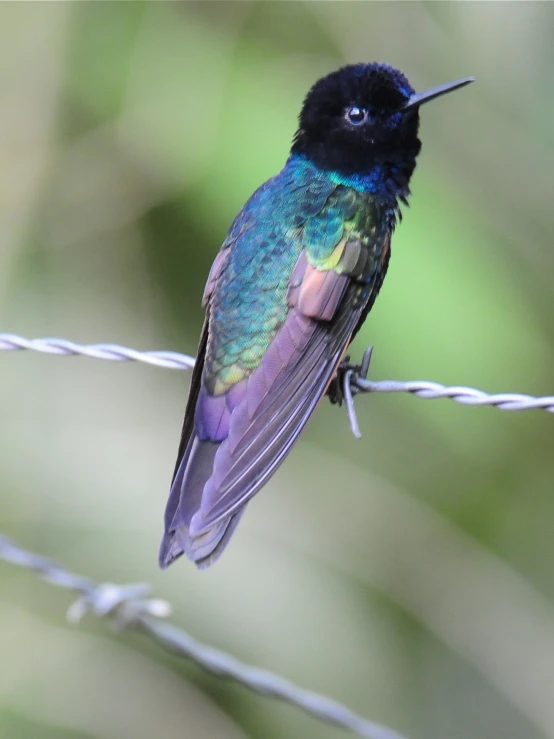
355, 378, 554, 412
0, 535, 406, 739
0, 333, 195, 370
1, 332, 553, 412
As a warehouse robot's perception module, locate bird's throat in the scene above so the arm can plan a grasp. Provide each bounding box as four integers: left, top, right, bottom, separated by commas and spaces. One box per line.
290, 153, 413, 205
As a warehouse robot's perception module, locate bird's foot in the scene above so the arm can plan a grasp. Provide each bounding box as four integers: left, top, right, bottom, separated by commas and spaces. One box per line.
327, 355, 351, 408
328, 346, 373, 439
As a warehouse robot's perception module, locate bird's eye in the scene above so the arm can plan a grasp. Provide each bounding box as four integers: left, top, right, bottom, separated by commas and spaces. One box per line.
345, 106, 368, 125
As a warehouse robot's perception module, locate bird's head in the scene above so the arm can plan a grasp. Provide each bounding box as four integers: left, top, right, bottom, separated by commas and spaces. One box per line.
292, 63, 473, 187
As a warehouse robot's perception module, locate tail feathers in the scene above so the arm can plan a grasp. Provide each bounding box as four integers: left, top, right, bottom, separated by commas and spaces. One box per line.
159, 435, 244, 569
180, 505, 245, 569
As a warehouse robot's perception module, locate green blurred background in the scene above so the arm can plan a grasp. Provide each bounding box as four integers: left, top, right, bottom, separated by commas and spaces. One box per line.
1, 3, 554, 739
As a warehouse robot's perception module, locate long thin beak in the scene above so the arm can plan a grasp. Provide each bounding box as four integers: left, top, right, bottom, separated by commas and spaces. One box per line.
404, 77, 475, 109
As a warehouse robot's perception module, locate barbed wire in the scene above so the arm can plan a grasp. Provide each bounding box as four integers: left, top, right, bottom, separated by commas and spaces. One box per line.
1, 332, 552, 415
2, 330, 553, 440
2, 331, 551, 735
0, 534, 407, 739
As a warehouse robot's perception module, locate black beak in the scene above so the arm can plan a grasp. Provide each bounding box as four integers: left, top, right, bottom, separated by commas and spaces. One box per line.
404, 77, 475, 109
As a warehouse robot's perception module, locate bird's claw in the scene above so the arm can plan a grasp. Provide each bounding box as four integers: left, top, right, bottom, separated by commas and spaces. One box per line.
328, 355, 350, 407
328, 346, 374, 439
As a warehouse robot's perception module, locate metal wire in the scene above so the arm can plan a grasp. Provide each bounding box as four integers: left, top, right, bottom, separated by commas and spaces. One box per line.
0, 535, 407, 739
0, 333, 195, 370
2, 332, 551, 735
1, 332, 552, 413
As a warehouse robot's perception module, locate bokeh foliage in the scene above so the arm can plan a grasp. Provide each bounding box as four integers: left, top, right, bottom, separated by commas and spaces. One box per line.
1, 3, 554, 739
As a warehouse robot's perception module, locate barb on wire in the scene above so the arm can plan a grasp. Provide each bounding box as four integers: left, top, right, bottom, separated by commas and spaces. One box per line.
0, 535, 406, 739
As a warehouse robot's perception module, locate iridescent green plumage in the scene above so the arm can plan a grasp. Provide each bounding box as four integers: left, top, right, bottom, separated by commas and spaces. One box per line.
204, 157, 392, 398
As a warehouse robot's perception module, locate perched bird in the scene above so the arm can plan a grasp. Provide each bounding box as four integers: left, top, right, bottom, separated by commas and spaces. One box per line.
160, 62, 473, 569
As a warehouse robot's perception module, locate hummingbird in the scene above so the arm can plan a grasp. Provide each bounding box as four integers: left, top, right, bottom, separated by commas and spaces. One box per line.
159, 63, 473, 570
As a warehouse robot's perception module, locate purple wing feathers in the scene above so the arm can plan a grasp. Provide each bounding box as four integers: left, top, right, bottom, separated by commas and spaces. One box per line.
160, 257, 361, 569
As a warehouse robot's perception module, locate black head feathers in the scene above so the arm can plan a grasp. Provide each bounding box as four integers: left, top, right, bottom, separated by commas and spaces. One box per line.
292, 63, 420, 180
292, 63, 473, 189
